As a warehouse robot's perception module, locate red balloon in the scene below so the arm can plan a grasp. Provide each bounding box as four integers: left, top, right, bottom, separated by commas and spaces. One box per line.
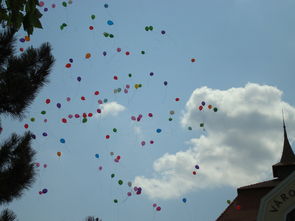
20, 48, 24, 52
89, 26, 94, 30
88, 113, 93, 117
116, 48, 121, 52
156, 206, 161, 211
61, 118, 67, 123
45, 99, 51, 104
106, 135, 110, 139
65, 63, 71, 68
175, 98, 180, 101
24, 124, 29, 129
97, 109, 101, 113
191, 58, 196, 62
94, 91, 99, 95
125, 51, 130, 55
113, 76, 118, 80
75, 114, 80, 118
81, 96, 86, 100
192, 171, 197, 175
198, 106, 203, 111
116, 155, 121, 160
82, 113, 87, 118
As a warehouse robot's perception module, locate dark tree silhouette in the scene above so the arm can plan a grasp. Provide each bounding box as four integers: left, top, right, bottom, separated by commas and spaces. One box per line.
0, 209, 16, 221
0, 28, 54, 219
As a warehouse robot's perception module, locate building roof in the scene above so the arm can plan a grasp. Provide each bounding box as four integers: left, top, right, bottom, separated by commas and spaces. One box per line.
237, 178, 281, 191
279, 120, 295, 164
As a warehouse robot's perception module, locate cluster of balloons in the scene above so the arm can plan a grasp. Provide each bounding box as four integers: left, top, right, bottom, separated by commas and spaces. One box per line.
103, 32, 114, 38
133, 186, 142, 195
131, 114, 143, 122
145, 26, 154, 31
35, 163, 47, 168
198, 101, 218, 112
152, 203, 162, 211
114, 155, 121, 163
192, 164, 199, 175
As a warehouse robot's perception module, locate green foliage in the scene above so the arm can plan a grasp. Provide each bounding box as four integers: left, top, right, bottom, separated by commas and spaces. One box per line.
0, 209, 17, 221
0, 0, 43, 35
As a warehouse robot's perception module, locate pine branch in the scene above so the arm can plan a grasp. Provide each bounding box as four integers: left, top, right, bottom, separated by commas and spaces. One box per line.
0, 209, 17, 221
0, 132, 36, 204
0, 29, 55, 118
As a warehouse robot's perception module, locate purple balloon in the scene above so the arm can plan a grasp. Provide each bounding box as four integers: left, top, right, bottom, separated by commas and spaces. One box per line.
149, 72, 154, 76
77, 76, 81, 82
20, 38, 25, 43
42, 188, 48, 194
44, 8, 48, 12
42, 132, 47, 136
161, 30, 166, 34
56, 103, 61, 108
69, 58, 73, 63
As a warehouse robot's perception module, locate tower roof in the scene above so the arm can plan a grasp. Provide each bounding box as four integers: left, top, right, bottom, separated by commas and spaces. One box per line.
279, 120, 295, 164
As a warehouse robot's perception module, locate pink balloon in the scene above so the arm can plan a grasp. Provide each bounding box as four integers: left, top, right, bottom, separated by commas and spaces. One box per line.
66, 97, 71, 102
131, 116, 136, 121
36, 162, 40, 167
43, 164, 47, 168
141, 141, 146, 146
152, 203, 157, 207
126, 84, 130, 89
98, 99, 103, 104
39, 1, 45, 7
156, 206, 161, 211
124, 89, 128, 94
148, 113, 153, 117
68, 114, 73, 119
127, 192, 132, 196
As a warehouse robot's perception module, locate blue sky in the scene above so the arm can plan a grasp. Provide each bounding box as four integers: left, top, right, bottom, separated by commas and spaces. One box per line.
1, 0, 295, 220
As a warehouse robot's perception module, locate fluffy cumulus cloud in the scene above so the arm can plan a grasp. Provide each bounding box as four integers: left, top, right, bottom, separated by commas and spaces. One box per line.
134, 83, 295, 199
95, 102, 126, 118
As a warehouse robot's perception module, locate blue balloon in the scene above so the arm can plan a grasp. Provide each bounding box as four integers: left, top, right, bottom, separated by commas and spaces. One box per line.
95, 154, 99, 158
60, 138, 65, 143
195, 165, 199, 169
107, 20, 114, 25
156, 128, 162, 133
182, 198, 187, 203
104, 3, 108, 8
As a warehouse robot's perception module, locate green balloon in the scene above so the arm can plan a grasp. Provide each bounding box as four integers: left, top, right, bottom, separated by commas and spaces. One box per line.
141, 51, 145, 54
82, 118, 87, 123
188, 126, 192, 130
145, 26, 149, 31
128, 73, 132, 77
91, 14, 95, 20
227, 200, 231, 204
103, 98, 108, 103
114, 199, 118, 203
117, 88, 121, 92
200, 123, 204, 127
103, 32, 109, 37
118, 180, 123, 185
113, 128, 117, 133
149, 26, 153, 31
138, 84, 142, 88
111, 173, 115, 178
41, 110, 46, 115
168, 117, 173, 121
213, 107, 218, 112
30, 117, 35, 122
62, 1, 67, 7
109, 34, 114, 38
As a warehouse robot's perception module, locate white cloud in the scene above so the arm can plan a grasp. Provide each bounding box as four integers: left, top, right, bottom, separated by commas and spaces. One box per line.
134, 83, 295, 199
94, 102, 126, 118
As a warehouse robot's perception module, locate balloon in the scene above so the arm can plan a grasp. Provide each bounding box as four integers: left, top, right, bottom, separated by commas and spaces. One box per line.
62, 1, 67, 7
149, 26, 153, 31
145, 26, 149, 31
103, 32, 109, 37
213, 107, 218, 112
104, 3, 108, 8
97, 109, 101, 113
19, 48, 24, 52
113, 76, 118, 80
107, 20, 114, 25
133, 186, 138, 191
24, 36, 30, 41
141, 51, 145, 54
74, 114, 80, 118
41, 110, 46, 115
182, 198, 187, 203
113, 199, 118, 203
20, 38, 25, 42
95, 154, 99, 158
118, 180, 123, 185
60, 138, 65, 143
169, 110, 175, 115
42, 188, 48, 194
52, 4, 56, 8
44, 119, 47, 123
168, 117, 173, 121
192, 171, 197, 175
236, 205, 241, 210
125, 51, 130, 56
161, 30, 166, 34
65, 63, 71, 68
66, 97, 71, 102
208, 104, 212, 109
39, 1, 45, 7
42, 132, 47, 136
94, 91, 99, 95
61, 118, 67, 123
164, 81, 168, 86
156, 206, 161, 211
226, 200, 231, 204
44, 8, 48, 12
82, 118, 87, 123
195, 165, 199, 169
150, 140, 154, 144
103, 98, 108, 103
191, 58, 196, 62
85, 53, 91, 59
128, 73, 132, 77
199, 106, 203, 111
175, 97, 180, 101
127, 181, 132, 187
131, 116, 136, 121
156, 128, 162, 133
31, 134, 36, 139
91, 14, 95, 20
111, 173, 115, 178
188, 126, 192, 130
127, 192, 132, 196
24, 124, 29, 129
116, 48, 121, 52
113, 128, 117, 132
57, 152, 62, 157
36, 162, 40, 167
88, 113, 93, 117
43, 164, 47, 168
200, 123, 204, 127
68, 114, 73, 119
152, 203, 157, 207
56, 103, 61, 108
201, 101, 205, 106
98, 166, 103, 171
81, 96, 86, 100
141, 141, 146, 146
102, 51, 107, 56
105, 135, 110, 139
98, 99, 103, 104
116, 155, 121, 160
45, 99, 51, 104
89, 26, 94, 30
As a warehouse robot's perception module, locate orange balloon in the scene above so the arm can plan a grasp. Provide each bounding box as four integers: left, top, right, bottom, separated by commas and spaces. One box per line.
85, 53, 91, 59
57, 152, 62, 157
25, 36, 30, 41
